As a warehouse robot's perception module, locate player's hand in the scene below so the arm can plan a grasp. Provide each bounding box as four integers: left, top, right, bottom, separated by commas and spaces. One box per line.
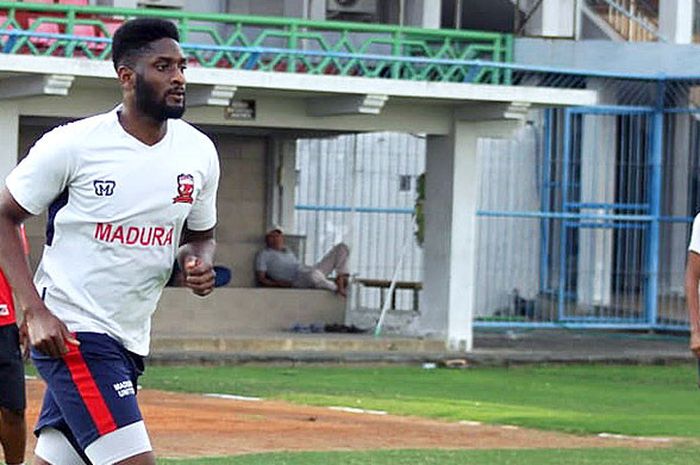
690, 331, 700, 358
26, 305, 79, 358
183, 256, 215, 297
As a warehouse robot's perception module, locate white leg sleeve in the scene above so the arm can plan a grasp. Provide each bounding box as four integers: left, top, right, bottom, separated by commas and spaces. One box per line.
35, 427, 89, 465
85, 421, 152, 465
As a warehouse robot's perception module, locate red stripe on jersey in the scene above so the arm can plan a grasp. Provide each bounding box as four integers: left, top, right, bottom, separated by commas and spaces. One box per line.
63, 342, 117, 436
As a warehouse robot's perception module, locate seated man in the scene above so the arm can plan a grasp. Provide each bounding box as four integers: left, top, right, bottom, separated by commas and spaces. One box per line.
255, 227, 350, 297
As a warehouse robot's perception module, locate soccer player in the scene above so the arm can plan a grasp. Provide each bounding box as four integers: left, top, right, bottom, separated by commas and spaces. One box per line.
0, 18, 220, 465
687, 214, 700, 358
0, 225, 29, 465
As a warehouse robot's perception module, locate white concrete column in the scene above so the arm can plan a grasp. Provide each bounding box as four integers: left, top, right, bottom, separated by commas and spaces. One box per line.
106, 0, 137, 8
576, 80, 617, 309
576, 113, 616, 309
266, 138, 297, 231
524, 0, 576, 38
421, 119, 520, 351
404, 0, 441, 29
284, 0, 306, 18
659, 0, 694, 44
307, 0, 326, 20
662, 113, 691, 294
0, 103, 19, 188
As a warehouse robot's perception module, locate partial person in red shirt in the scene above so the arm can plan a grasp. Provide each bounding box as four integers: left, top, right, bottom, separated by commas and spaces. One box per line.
0, 224, 30, 465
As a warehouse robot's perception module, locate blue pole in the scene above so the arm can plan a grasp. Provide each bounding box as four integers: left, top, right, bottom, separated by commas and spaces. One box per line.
540, 109, 553, 294
645, 83, 664, 328
558, 108, 572, 321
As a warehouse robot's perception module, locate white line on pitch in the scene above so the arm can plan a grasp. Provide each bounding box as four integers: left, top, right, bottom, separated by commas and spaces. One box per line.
328, 406, 387, 415
597, 433, 672, 442
458, 420, 483, 426
204, 393, 262, 402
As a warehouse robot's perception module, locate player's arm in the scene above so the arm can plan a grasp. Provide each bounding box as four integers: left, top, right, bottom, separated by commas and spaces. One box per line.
255, 271, 292, 288
686, 251, 700, 357
177, 226, 216, 296
0, 188, 77, 357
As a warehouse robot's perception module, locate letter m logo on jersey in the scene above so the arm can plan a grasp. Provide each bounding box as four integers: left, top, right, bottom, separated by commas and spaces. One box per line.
93, 180, 116, 197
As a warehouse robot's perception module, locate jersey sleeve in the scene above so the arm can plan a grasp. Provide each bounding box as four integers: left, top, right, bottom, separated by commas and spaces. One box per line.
690, 215, 700, 254
5, 128, 74, 216
186, 140, 220, 231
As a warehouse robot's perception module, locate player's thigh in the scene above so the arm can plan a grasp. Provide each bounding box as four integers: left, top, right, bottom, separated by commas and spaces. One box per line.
115, 451, 156, 465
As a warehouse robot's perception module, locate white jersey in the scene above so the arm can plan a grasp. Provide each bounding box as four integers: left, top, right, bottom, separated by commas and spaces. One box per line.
5, 107, 220, 355
690, 214, 700, 254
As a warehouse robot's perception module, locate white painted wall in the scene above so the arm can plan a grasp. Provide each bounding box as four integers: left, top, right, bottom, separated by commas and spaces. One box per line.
295, 133, 425, 313
523, 0, 576, 38
659, 0, 694, 44
474, 124, 540, 317
405, 0, 442, 28
0, 103, 19, 188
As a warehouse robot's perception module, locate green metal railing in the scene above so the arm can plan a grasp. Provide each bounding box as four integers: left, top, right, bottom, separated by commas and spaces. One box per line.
0, 2, 513, 84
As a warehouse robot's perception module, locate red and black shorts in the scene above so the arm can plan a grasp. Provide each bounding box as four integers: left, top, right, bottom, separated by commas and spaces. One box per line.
0, 323, 26, 412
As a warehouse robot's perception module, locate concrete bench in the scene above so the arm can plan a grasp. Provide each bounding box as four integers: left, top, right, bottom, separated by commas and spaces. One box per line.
152, 288, 346, 337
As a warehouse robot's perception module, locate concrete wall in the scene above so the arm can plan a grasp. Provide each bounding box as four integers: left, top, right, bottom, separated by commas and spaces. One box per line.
212, 134, 267, 287
152, 287, 345, 336
515, 38, 700, 75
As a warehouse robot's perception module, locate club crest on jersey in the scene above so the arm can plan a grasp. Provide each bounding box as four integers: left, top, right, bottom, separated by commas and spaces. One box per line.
93, 180, 116, 197
173, 174, 195, 204
0, 304, 8, 316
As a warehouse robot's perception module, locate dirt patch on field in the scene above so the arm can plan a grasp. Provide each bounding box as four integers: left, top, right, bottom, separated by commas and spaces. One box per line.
25, 379, 671, 459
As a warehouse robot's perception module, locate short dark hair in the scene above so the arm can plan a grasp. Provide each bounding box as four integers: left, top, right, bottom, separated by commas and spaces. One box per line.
111, 18, 180, 71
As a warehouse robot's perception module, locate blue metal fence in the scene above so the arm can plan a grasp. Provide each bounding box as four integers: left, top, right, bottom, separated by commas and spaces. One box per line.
474, 74, 698, 331
291, 69, 700, 332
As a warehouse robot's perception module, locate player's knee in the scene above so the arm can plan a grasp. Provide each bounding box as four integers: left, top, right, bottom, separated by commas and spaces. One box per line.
337, 242, 349, 254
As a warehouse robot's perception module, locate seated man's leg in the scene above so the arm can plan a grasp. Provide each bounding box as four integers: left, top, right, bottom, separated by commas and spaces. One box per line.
301, 268, 338, 292
32, 332, 154, 465
312, 243, 350, 295
313, 243, 350, 276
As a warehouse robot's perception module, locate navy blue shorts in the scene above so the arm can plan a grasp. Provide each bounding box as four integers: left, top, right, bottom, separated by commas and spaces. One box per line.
0, 323, 25, 412
32, 332, 145, 452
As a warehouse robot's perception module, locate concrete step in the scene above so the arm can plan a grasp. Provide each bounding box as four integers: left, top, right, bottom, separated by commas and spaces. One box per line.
151, 334, 448, 354
146, 329, 693, 365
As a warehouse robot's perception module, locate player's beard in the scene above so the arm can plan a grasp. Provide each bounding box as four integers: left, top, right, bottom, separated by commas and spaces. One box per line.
135, 73, 186, 121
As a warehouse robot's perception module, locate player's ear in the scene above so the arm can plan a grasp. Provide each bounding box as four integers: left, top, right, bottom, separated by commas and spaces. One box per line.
117, 65, 135, 89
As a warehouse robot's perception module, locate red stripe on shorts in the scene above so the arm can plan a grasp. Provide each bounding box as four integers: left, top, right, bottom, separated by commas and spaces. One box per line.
63, 342, 118, 436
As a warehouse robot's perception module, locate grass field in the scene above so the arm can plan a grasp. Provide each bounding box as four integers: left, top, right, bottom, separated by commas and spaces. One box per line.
157, 447, 700, 465
141, 364, 700, 436
140, 363, 700, 465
